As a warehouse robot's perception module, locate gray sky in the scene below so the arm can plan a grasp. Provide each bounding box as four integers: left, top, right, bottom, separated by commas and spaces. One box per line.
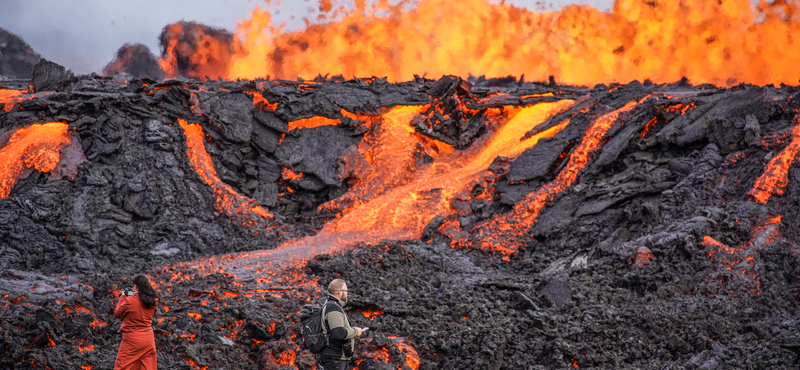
0, 0, 614, 75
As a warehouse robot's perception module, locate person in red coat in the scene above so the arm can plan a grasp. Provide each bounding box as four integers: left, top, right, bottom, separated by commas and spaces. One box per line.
114, 274, 160, 370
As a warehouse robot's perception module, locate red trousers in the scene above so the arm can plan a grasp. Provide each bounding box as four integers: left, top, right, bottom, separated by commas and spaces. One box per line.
114, 329, 157, 370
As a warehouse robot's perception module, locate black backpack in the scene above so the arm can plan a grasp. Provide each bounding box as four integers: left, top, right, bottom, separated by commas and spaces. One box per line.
299, 301, 329, 353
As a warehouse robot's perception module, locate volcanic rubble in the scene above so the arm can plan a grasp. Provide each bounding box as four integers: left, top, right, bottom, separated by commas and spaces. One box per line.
1, 60, 800, 370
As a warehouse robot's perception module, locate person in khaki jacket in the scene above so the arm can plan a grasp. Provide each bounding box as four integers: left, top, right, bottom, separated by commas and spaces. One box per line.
319, 279, 367, 370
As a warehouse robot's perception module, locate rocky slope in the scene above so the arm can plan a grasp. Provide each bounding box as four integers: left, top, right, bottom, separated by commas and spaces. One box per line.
1, 62, 799, 369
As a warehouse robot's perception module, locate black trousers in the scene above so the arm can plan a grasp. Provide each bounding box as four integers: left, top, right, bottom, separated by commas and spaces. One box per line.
320, 356, 349, 370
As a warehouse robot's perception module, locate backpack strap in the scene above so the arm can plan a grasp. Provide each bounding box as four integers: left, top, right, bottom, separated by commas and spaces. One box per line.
320, 301, 330, 343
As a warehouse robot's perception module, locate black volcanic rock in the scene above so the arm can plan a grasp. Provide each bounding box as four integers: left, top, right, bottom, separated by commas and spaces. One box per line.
31, 58, 72, 92
508, 137, 568, 183
0, 28, 41, 79
1, 77, 800, 370
275, 125, 363, 189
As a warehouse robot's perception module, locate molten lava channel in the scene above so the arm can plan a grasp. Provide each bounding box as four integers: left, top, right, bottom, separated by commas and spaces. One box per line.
0, 122, 71, 198
748, 124, 800, 204
0, 89, 26, 112
476, 100, 641, 253
178, 119, 274, 222
178, 99, 577, 282
294, 100, 576, 255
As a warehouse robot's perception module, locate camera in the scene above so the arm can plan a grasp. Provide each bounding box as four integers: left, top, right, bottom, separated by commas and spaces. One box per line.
119, 289, 134, 297
343, 340, 354, 357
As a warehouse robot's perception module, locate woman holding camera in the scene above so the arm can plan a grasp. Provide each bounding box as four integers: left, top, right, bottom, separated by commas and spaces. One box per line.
114, 275, 160, 370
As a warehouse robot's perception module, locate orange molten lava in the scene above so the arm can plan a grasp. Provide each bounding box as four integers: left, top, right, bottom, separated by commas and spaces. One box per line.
184, 358, 209, 370
76, 344, 95, 353
178, 119, 274, 220
748, 124, 800, 203
289, 116, 341, 130
275, 349, 296, 367
392, 337, 421, 370
299, 100, 574, 252
477, 100, 640, 253
0, 89, 26, 112
160, 0, 800, 86
90, 318, 107, 329
246, 91, 279, 110
0, 122, 71, 198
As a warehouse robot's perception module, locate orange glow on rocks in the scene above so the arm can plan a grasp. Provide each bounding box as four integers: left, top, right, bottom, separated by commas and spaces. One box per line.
154, 0, 800, 86
275, 349, 296, 367
360, 310, 383, 319
628, 246, 655, 266
476, 101, 640, 254
0, 122, 71, 198
748, 124, 800, 203
290, 100, 574, 254
10, 296, 26, 304
246, 90, 279, 110
0, 89, 26, 112
76, 344, 95, 353
288, 116, 341, 131
75, 302, 91, 315
184, 358, 209, 370
701, 216, 781, 295
90, 318, 107, 329
281, 167, 303, 181
216, 290, 240, 299
393, 337, 421, 370
178, 119, 275, 222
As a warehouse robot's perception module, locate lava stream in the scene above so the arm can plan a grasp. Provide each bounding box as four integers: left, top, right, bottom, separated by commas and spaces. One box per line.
0, 122, 71, 198
748, 123, 800, 203
178, 119, 275, 222
0, 89, 26, 112
179, 100, 575, 282
475, 100, 641, 254
295, 100, 574, 255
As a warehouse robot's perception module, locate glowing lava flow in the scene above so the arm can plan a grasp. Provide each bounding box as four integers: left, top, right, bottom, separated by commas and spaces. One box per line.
0, 89, 26, 112
298, 100, 573, 254
289, 116, 341, 130
178, 119, 274, 222
162, 0, 800, 86
476, 100, 641, 254
748, 124, 800, 203
177, 100, 575, 280
0, 122, 71, 198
